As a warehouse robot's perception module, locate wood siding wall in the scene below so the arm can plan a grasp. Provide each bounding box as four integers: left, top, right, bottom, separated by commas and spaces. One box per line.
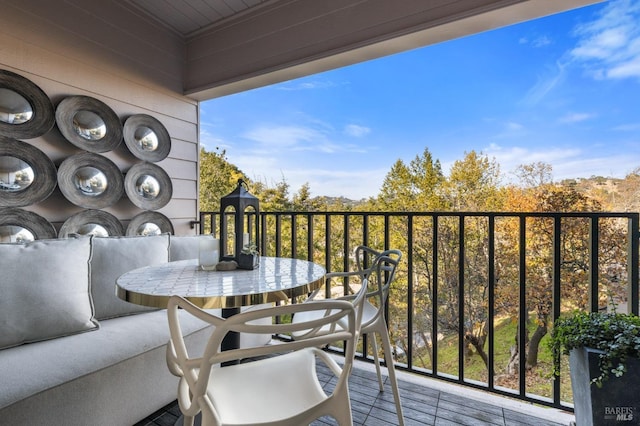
0, 0, 200, 236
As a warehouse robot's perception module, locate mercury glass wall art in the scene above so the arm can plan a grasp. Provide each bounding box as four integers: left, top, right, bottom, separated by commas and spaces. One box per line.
0, 207, 56, 242
57, 152, 124, 209
124, 162, 172, 210
123, 114, 171, 162
0, 136, 57, 207
0, 69, 55, 139
55, 95, 122, 153
126, 211, 174, 236
58, 209, 124, 238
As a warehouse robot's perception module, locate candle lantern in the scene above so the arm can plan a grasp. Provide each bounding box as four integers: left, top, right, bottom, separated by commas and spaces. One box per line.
219, 179, 260, 266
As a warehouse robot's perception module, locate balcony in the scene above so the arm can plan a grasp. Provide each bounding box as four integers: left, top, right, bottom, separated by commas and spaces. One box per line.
196, 209, 639, 418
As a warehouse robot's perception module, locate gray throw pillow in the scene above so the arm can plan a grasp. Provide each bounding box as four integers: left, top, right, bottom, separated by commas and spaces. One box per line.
91, 234, 170, 320
169, 234, 213, 261
0, 237, 97, 349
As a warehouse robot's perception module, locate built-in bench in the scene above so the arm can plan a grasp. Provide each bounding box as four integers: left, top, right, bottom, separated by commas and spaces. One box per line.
0, 234, 262, 426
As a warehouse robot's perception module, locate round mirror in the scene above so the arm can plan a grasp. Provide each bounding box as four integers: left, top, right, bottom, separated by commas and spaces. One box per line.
76, 223, 109, 237
0, 137, 57, 207
123, 114, 171, 162
136, 222, 161, 236
0, 225, 35, 243
72, 110, 106, 141
58, 153, 124, 209
135, 174, 160, 199
124, 162, 172, 210
0, 70, 55, 139
134, 126, 159, 152
0, 207, 56, 240
0, 88, 33, 124
0, 155, 34, 192
126, 211, 174, 236
55, 95, 122, 153
73, 166, 108, 197
59, 209, 124, 238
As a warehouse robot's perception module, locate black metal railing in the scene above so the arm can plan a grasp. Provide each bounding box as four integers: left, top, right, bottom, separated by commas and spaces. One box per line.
197, 210, 639, 410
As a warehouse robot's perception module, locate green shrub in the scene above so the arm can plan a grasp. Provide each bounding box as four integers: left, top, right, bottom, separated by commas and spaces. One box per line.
549, 310, 640, 386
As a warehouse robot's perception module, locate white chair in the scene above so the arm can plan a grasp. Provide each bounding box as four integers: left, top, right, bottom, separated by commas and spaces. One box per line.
165, 282, 367, 426
293, 246, 405, 425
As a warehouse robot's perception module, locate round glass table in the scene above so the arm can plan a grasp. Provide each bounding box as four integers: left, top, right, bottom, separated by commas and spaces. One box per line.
116, 257, 326, 309
116, 256, 326, 352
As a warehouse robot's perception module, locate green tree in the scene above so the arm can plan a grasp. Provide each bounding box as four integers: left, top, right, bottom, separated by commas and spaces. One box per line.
199, 147, 247, 212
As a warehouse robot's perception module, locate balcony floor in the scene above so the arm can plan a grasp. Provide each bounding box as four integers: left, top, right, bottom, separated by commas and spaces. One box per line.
136, 357, 575, 426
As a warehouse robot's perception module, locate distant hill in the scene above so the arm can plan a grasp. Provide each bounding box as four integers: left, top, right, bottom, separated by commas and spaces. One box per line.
560, 175, 640, 212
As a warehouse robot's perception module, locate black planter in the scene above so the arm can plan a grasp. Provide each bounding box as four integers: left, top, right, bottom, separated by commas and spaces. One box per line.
569, 347, 640, 425
237, 253, 259, 270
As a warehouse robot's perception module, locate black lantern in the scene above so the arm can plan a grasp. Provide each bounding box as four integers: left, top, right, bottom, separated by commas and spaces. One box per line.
219, 179, 260, 265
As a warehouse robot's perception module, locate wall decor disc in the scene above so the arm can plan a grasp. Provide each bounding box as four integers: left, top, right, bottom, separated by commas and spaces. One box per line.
57, 152, 124, 209
0, 136, 57, 207
124, 162, 172, 210
58, 209, 124, 238
126, 211, 174, 236
0, 69, 55, 139
55, 95, 122, 153
0, 207, 57, 241
123, 114, 171, 162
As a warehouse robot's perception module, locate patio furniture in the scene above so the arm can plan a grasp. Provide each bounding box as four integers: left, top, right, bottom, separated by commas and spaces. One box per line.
165, 283, 367, 426
116, 256, 326, 351
292, 246, 405, 425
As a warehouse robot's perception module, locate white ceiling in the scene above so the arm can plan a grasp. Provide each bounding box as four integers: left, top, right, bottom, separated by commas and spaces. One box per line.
126, 0, 272, 36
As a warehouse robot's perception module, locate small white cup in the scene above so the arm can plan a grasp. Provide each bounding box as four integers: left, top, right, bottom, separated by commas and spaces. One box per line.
198, 236, 219, 271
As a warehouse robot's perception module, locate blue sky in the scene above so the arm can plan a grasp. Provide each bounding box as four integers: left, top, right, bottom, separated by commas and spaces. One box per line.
200, 0, 640, 200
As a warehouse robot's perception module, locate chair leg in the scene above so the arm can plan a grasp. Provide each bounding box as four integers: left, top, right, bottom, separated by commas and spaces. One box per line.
369, 333, 384, 391
378, 327, 405, 426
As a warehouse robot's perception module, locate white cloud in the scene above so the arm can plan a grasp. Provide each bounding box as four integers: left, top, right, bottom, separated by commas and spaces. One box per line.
344, 124, 371, 137
533, 35, 552, 47
521, 62, 566, 105
570, 0, 640, 79
483, 143, 636, 183
558, 112, 597, 123
243, 125, 326, 149
277, 79, 339, 91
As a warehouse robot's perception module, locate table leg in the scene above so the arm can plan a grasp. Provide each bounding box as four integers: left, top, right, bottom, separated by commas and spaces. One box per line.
221, 307, 241, 366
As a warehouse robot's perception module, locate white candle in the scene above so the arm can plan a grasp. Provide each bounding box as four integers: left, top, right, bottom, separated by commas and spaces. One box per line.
242, 233, 250, 248
199, 236, 219, 271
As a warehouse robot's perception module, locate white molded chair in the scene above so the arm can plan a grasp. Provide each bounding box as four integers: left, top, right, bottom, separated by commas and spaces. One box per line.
165, 282, 367, 426
292, 246, 405, 425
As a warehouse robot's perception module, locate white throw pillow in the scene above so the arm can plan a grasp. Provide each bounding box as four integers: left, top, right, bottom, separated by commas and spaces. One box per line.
91, 234, 170, 320
0, 237, 97, 349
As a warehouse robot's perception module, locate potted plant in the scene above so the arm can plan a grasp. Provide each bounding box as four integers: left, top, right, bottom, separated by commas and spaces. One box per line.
549, 309, 640, 425
237, 243, 259, 270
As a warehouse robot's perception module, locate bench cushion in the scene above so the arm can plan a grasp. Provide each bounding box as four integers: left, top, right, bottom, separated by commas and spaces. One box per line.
0, 310, 213, 425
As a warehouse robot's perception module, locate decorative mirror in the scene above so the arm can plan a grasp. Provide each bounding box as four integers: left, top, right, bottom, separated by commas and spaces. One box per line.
123, 114, 171, 162
0, 207, 56, 241
124, 162, 172, 210
126, 211, 174, 236
58, 209, 124, 238
0, 136, 57, 207
55, 96, 122, 153
57, 153, 124, 209
0, 69, 55, 139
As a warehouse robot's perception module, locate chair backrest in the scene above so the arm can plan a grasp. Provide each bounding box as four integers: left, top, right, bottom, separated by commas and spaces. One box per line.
325, 246, 402, 329
165, 287, 367, 422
